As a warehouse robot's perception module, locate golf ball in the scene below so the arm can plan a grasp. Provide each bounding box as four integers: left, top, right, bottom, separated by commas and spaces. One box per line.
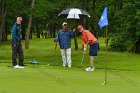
102, 83, 104, 86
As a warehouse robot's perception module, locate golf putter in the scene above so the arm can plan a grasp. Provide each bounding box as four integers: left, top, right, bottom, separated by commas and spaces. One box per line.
80, 50, 86, 67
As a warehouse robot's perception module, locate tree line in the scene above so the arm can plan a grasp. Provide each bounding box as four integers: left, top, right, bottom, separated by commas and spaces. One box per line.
0, 0, 140, 53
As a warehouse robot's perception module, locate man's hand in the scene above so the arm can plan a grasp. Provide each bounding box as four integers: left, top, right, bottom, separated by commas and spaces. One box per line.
73, 29, 75, 32
84, 47, 86, 51
12, 44, 16, 47
12, 43, 20, 47
84, 44, 87, 51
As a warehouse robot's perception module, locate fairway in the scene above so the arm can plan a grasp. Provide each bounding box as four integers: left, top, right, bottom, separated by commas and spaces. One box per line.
0, 38, 140, 93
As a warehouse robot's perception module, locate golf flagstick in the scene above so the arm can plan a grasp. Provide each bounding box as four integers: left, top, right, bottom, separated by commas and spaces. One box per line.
98, 7, 109, 85
104, 26, 108, 85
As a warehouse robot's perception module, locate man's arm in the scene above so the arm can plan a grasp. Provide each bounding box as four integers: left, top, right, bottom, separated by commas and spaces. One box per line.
81, 36, 87, 51
83, 31, 93, 50
69, 29, 75, 38
12, 25, 17, 44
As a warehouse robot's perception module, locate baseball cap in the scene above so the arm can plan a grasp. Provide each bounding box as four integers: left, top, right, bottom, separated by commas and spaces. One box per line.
62, 22, 67, 26
77, 25, 83, 30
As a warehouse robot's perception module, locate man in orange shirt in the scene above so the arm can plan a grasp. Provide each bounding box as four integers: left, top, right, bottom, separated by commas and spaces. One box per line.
78, 25, 98, 71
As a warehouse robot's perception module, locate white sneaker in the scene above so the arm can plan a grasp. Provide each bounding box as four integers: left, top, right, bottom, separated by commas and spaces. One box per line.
14, 65, 20, 68
85, 67, 95, 71
68, 65, 71, 68
18, 66, 24, 68
63, 64, 66, 67
14, 65, 24, 68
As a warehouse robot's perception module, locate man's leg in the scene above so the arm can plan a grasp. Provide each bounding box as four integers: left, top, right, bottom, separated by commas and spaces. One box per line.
85, 56, 94, 71
60, 49, 66, 66
85, 43, 98, 71
90, 56, 94, 68
66, 48, 72, 67
12, 45, 17, 66
18, 44, 24, 66
89, 43, 98, 68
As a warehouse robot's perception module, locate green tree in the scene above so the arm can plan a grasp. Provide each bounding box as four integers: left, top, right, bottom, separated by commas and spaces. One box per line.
25, 0, 35, 49
110, 0, 140, 53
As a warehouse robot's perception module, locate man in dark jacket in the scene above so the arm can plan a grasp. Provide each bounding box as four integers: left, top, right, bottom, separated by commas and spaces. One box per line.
55, 22, 74, 67
11, 17, 24, 68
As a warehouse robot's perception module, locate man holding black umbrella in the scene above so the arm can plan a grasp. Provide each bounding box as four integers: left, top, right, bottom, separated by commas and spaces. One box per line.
55, 22, 74, 67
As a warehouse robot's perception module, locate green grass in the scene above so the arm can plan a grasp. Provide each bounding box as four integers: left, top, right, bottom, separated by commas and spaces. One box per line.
0, 38, 140, 93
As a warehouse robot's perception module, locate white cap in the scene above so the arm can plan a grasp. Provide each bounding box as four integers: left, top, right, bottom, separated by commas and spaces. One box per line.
62, 22, 67, 26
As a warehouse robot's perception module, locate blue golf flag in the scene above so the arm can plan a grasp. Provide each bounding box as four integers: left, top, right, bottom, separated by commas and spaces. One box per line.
98, 7, 108, 29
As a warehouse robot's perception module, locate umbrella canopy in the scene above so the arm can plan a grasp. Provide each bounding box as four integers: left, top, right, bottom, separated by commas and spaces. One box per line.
58, 8, 90, 19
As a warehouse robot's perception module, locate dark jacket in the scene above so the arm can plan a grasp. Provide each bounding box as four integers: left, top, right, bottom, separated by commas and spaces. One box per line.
55, 29, 74, 49
11, 23, 22, 44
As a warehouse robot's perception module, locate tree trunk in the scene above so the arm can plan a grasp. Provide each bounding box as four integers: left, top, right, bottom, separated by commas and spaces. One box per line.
0, 0, 6, 44
49, 24, 53, 37
2, 19, 6, 41
0, 0, 2, 45
36, 32, 40, 38
74, 31, 78, 50
21, 17, 28, 40
71, 20, 79, 50
2, 0, 6, 41
25, 0, 35, 49
36, 27, 40, 38
0, 23, 2, 44
30, 30, 32, 39
52, 24, 56, 38
22, 25, 26, 40
5, 21, 8, 40
135, 37, 140, 53
35, 23, 40, 38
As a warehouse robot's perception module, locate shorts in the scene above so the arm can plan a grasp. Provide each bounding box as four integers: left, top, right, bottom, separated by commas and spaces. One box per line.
89, 42, 98, 56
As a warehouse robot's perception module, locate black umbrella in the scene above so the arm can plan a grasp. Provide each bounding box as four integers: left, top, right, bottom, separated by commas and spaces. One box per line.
58, 8, 90, 19
58, 8, 90, 50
